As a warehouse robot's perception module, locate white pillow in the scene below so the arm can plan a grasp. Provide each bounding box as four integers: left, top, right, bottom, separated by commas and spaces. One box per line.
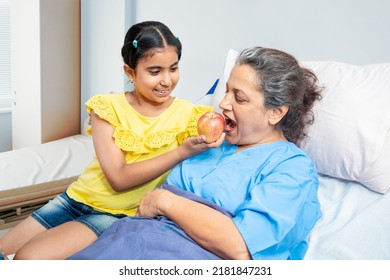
300, 61, 390, 194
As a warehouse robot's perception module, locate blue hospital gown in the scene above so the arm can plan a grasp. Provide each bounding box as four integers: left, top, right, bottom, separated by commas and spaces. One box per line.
166, 140, 321, 260
69, 140, 321, 260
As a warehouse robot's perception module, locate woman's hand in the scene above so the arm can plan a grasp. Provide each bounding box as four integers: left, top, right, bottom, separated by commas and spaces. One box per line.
136, 189, 175, 218
137, 187, 251, 260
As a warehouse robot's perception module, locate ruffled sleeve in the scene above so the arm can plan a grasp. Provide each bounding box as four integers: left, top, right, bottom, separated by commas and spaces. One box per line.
85, 95, 119, 135
113, 127, 182, 154
85, 95, 214, 153
177, 105, 214, 144
115, 105, 214, 153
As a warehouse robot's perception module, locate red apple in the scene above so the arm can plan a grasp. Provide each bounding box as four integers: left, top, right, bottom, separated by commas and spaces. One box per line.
197, 111, 225, 143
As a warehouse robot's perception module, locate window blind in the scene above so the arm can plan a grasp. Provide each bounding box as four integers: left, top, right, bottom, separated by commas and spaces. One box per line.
0, 0, 11, 113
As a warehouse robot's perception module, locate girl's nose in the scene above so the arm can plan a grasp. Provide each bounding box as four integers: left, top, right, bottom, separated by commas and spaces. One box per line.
160, 72, 172, 86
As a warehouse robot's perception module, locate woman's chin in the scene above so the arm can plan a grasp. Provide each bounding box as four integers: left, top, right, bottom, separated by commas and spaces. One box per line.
224, 133, 238, 145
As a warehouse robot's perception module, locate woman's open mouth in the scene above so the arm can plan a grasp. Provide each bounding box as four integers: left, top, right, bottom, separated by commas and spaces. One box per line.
223, 114, 237, 133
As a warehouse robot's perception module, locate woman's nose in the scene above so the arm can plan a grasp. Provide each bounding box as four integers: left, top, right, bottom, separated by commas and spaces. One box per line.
219, 94, 232, 111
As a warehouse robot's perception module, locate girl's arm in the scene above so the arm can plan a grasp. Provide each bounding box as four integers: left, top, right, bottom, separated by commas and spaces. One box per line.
137, 189, 251, 260
91, 111, 224, 192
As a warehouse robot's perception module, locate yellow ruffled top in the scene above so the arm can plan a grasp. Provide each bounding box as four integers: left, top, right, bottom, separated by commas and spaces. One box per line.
66, 92, 213, 216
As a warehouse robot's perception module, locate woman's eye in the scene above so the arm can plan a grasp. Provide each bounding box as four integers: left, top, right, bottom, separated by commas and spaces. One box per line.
235, 95, 246, 103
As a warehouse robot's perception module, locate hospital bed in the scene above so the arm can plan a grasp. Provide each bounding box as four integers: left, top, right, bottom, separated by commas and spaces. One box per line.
1, 49, 389, 260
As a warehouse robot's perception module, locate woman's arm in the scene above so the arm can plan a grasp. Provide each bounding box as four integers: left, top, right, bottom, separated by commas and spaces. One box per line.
137, 189, 251, 260
91, 111, 224, 192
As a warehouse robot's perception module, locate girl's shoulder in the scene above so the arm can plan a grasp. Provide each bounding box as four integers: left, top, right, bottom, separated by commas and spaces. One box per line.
85, 92, 128, 127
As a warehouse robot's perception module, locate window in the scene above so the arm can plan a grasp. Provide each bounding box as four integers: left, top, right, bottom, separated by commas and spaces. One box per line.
0, 0, 11, 113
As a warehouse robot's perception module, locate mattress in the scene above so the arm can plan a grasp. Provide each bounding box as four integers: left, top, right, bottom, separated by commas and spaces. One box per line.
0, 134, 94, 229
305, 174, 390, 259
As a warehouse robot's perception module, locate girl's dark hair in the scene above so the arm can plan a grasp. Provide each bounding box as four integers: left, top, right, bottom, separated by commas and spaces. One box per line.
121, 21, 182, 69
236, 47, 322, 145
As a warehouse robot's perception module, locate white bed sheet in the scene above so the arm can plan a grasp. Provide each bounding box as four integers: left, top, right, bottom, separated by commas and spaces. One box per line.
305, 174, 390, 259
0, 134, 94, 229
0, 134, 94, 191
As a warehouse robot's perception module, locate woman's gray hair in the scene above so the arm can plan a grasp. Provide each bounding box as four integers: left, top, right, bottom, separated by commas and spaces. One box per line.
236, 47, 322, 145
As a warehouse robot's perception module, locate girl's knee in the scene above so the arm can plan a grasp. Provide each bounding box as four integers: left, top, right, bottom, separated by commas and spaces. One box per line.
13, 241, 49, 260
13, 246, 39, 260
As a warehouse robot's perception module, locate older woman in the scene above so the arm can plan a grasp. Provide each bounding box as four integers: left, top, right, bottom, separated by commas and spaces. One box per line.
68, 46, 322, 260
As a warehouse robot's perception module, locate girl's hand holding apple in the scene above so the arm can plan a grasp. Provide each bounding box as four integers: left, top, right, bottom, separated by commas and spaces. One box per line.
197, 111, 225, 143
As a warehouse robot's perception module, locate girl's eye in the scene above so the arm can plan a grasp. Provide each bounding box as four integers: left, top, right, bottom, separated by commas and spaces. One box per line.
150, 70, 160, 75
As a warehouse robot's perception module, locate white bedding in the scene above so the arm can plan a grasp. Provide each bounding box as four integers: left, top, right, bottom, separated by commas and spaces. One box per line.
0, 134, 94, 229
0, 134, 93, 190
1, 128, 389, 260
305, 175, 390, 259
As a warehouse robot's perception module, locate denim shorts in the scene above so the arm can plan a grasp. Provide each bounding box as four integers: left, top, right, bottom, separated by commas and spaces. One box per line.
32, 192, 126, 237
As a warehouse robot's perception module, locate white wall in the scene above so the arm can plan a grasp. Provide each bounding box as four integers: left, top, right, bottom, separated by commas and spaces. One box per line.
80, 0, 390, 118
11, 0, 80, 149
3, 0, 389, 151
10, 0, 41, 148
0, 113, 12, 152
133, 0, 390, 103
80, 0, 134, 125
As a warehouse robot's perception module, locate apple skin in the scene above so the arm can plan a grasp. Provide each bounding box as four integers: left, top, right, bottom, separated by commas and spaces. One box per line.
197, 111, 225, 143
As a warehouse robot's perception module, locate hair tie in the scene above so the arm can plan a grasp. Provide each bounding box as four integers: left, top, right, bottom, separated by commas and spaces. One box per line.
132, 40, 138, 49
176, 36, 180, 41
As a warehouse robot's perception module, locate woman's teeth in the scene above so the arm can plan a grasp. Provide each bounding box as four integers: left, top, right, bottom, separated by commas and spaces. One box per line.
225, 118, 237, 132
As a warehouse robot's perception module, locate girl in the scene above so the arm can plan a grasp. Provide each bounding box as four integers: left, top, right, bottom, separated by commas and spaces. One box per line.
0, 21, 221, 260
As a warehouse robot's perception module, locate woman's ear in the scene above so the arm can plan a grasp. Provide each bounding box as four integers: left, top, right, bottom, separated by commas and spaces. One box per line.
269, 106, 289, 125
123, 64, 135, 82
